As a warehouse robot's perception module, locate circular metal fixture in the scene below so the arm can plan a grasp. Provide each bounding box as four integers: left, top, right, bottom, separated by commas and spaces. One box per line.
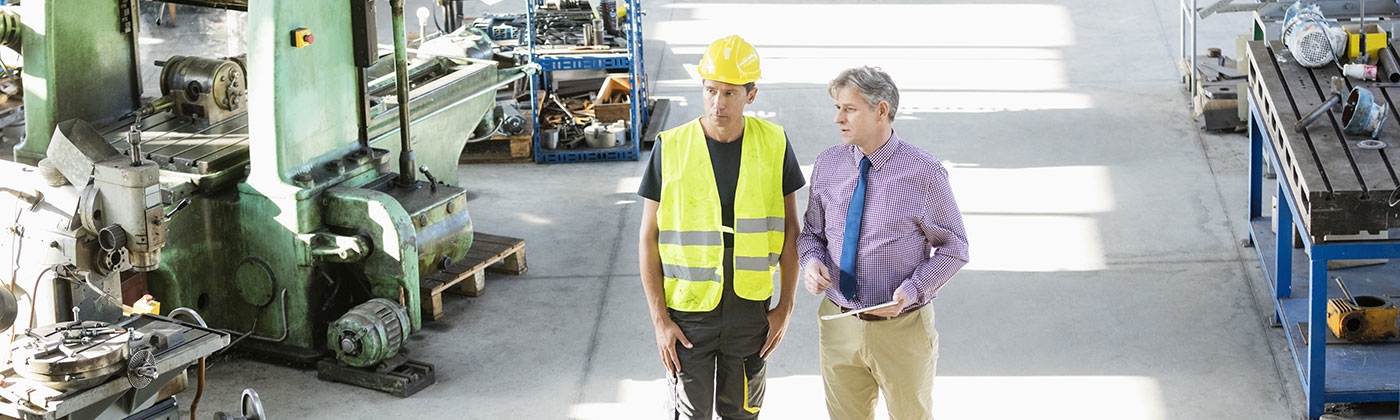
242, 388, 266, 420
159, 56, 247, 112
11, 321, 130, 390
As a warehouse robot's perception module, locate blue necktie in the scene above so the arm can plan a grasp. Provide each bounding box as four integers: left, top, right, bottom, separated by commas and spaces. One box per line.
839, 157, 871, 301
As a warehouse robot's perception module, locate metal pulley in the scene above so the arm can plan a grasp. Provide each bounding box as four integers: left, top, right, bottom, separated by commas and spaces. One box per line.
327, 298, 410, 368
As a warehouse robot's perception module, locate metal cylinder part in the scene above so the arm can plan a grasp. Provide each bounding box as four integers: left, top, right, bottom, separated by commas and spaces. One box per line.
592, 18, 604, 46
597, 0, 617, 36
0, 7, 19, 52
1380, 47, 1400, 83
327, 298, 410, 368
158, 56, 246, 111
126, 125, 143, 165
99, 225, 128, 252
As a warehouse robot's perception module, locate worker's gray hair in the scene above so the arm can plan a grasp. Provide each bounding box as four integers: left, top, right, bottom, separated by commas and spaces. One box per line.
828, 66, 899, 122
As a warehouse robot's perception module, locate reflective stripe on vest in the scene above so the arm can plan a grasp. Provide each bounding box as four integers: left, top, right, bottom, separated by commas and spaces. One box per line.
656, 116, 787, 312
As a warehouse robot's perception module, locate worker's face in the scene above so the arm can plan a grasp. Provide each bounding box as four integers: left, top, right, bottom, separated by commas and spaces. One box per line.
702, 79, 756, 128
832, 86, 889, 147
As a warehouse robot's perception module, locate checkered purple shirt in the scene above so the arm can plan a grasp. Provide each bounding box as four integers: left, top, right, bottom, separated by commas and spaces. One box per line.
797, 130, 969, 310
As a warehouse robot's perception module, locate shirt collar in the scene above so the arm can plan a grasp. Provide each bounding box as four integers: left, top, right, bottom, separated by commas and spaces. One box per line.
848, 129, 902, 172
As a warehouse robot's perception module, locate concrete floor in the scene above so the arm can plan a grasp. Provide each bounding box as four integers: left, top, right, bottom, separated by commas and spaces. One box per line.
143, 0, 1388, 419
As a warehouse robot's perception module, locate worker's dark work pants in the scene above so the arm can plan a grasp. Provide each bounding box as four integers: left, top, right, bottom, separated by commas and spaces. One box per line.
669, 249, 770, 420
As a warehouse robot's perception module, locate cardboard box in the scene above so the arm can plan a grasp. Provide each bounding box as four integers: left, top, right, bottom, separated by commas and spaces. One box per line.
594, 74, 632, 124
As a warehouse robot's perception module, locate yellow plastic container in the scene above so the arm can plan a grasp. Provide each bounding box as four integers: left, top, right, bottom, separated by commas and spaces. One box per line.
131, 294, 160, 315
1346, 23, 1388, 60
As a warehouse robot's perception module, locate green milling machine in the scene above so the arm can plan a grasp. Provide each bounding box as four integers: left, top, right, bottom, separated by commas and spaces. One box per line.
0, 0, 536, 402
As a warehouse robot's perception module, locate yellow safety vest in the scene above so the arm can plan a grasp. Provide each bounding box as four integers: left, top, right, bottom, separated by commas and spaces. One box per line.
657, 116, 786, 312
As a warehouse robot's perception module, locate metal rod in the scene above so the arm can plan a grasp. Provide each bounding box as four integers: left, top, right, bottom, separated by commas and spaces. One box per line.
390, 0, 417, 187
1335, 277, 1357, 305
1295, 78, 1346, 132
125, 0, 144, 116
1359, 0, 1367, 64
357, 68, 370, 148
1295, 95, 1342, 132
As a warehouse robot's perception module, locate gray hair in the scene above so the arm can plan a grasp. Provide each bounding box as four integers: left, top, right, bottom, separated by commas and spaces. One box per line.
827, 66, 899, 122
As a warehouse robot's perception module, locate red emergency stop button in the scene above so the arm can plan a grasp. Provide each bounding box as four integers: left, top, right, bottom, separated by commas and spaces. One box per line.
292, 28, 313, 48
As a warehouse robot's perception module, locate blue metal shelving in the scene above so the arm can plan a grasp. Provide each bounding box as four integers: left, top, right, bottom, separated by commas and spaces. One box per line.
525, 0, 648, 163
1247, 96, 1400, 419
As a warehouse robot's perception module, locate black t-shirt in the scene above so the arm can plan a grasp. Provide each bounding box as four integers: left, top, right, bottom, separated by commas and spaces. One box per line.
637, 133, 806, 232
639, 132, 805, 310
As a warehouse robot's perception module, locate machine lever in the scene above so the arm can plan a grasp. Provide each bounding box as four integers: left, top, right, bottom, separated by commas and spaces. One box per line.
418, 166, 439, 192
165, 198, 190, 220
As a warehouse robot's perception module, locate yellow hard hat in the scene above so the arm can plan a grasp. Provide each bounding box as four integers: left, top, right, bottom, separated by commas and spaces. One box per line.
698, 35, 760, 85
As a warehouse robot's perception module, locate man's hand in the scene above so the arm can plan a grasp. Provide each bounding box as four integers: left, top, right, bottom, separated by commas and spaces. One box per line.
803, 263, 832, 295
653, 318, 692, 376
866, 288, 911, 318
761, 305, 792, 359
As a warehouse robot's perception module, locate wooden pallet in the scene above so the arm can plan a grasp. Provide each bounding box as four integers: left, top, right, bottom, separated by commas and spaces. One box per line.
459, 135, 533, 164
419, 233, 527, 320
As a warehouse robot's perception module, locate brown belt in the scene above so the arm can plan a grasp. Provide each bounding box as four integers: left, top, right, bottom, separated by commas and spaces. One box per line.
836, 303, 918, 322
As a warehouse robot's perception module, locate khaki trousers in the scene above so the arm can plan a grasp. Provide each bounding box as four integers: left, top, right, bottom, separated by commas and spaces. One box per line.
818, 298, 938, 420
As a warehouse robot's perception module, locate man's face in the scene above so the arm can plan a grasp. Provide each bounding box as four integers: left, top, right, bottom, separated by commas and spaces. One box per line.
832, 86, 887, 146
702, 79, 755, 127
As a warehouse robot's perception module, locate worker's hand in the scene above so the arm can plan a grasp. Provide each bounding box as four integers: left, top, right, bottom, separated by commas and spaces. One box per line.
761, 305, 792, 359
866, 288, 911, 318
803, 263, 832, 295
652, 318, 692, 377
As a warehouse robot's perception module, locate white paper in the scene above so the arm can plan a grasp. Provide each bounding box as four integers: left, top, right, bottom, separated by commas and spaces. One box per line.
820, 301, 899, 321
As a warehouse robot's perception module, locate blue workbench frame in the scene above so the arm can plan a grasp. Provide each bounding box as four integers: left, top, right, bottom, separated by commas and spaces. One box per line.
1248, 95, 1400, 419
